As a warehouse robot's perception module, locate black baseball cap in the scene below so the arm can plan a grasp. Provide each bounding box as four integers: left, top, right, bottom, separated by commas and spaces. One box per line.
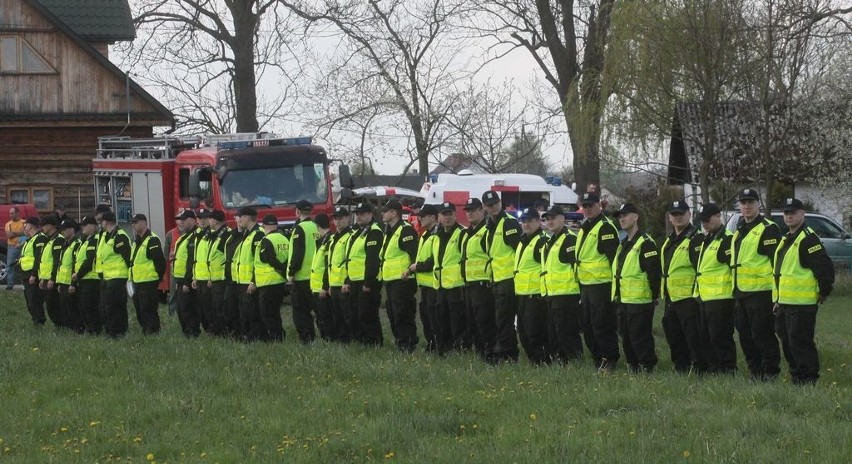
95, 204, 112, 214
782, 198, 805, 212
25, 217, 41, 226
383, 200, 403, 212
197, 208, 211, 218
210, 210, 226, 222
60, 219, 78, 231
261, 214, 278, 225
533, 199, 550, 210
580, 192, 600, 205
40, 215, 58, 227
613, 203, 640, 218
101, 211, 117, 223
315, 213, 331, 229
81, 216, 98, 226
295, 200, 313, 212
130, 213, 148, 223
738, 188, 760, 202
418, 204, 438, 217
698, 203, 721, 221
332, 206, 350, 217
482, 190, 500, 205
518, 207, 539, 221
237, 206, 258, 218
669, 200, 690, 213
463, 198, 482, 211
175, 209, 196, 220
440, 202, 456, 214
542, 205, 566, 218
353, 202, 373, 213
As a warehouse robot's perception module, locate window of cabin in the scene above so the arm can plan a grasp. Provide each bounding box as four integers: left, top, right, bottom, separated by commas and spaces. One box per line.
5, 186, 54, 211
0, 35, 56, 74
178, 168, 190, 198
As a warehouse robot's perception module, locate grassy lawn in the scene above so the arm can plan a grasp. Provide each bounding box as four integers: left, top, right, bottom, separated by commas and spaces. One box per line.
0, 288, 849, 463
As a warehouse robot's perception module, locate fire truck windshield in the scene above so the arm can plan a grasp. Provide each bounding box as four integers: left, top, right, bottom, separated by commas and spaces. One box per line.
220, 162, 327, 208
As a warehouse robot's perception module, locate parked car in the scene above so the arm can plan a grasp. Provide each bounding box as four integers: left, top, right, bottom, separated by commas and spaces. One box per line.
0, 203, 40, 285
726, 211, 852, 272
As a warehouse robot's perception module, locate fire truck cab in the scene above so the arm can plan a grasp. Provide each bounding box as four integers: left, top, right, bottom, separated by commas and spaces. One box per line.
93, 132, 352, 240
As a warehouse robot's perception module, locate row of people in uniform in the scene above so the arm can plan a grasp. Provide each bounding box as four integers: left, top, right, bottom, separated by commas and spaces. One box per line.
14, 187, 834, 385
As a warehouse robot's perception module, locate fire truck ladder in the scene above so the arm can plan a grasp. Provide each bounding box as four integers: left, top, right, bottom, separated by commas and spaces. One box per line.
97, 136, 201, 160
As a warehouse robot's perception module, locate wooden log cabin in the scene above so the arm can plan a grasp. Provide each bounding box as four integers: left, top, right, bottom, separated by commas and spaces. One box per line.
0, 0, 173, 218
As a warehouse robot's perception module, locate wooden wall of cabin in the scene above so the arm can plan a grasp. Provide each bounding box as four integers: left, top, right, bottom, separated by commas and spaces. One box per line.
0, 125, 153, 219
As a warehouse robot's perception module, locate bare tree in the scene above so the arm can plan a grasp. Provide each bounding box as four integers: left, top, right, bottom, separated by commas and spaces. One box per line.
118, 0, 303, 133
278, 0, 473, 176
476, 0, 617, 193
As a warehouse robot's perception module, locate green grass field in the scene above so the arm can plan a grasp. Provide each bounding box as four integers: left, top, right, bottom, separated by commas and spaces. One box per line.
0, 288, 849, 463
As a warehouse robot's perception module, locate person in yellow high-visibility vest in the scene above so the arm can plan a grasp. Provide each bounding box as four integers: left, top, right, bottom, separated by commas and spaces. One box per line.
18, 217, 48, 324
694, 203, 737, 374
255, 214, 289, 342
660, 200, 706, 373
173, 209, 203, 337
405, 204, 440, 352
381, 199, 419, 352
288, 199, 321, 343
206, 210, 232, 336
612, 204, 661, 373
344, 202, 384, 346
514, 207, 548, 364
37, 215, 65, 328
70, 216, 101, 335
576, 192, 621, 371
433, 202, 467, 354
235, 207, 266, 341
191, 209, 214, 333
730, 188, 782, 381
773, 198, 835, 385
129, 214, 166, 335
328, 207, 356, 342
56, 219, 82, 333
541, 205, 584, 364
461, 198, 490, 354
310, 214, 335, 341
98, 211, 132, 338
482, 190, 522, 364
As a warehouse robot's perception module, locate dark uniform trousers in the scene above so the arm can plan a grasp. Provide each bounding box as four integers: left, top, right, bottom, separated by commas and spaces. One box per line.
329, 286, 356, 343
581, 283, 620, 368
132, 281, 161, 335
492, 279, 519, 362
351, 281, 383, 346
419, 286, 437, 352
58, 284, 83, 333
518, 294, 548, 364
222, 282, 242, 338
178, 286, 201, 337
23, 272, 46, 324
209, 281, 228, 336
238, 284, 263, 342
617, 303, 657, 372
776, 304, 820, 384
313, 292, 335, 341
291, 280, 317, 343
463, 283, 492, 354
385, 279, 419, 352
196, 282, 214, 334
257, 283, 286, 342
435, 286, 465, 353
101, 278, 128, 338
735, 291, 781, 379
44, 286, 63, 328
662, 298, 707, 372
76, 280, 102, 335
547, 294, 584, 364
699, 299, 737, 374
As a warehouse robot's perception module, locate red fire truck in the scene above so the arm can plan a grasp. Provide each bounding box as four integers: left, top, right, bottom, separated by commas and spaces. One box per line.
93, 132, 352, 238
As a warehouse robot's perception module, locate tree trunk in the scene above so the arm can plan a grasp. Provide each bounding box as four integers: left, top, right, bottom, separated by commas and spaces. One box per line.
231, 1, 259, 133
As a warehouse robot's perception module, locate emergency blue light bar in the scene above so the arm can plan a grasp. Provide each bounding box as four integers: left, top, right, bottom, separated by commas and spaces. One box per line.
218, 136, 313, 150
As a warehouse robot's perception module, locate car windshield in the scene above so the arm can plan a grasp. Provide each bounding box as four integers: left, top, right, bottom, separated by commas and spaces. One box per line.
220, 163, 327, 208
